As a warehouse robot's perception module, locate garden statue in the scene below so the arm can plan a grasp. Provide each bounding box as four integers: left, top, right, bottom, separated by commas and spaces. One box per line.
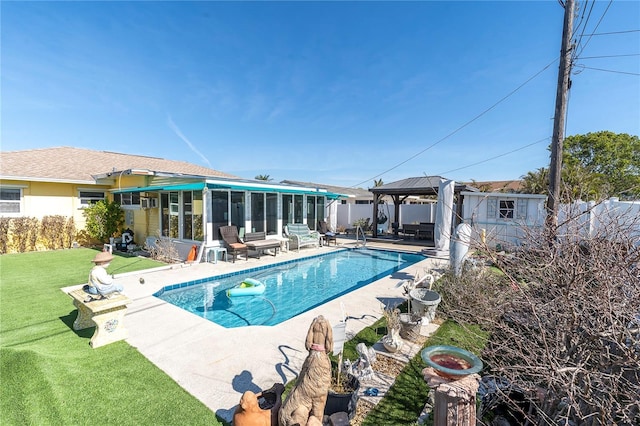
279, 315, 333, 426
233, 383, 284, 426
344, 343, 376, 381
233, 391, 271, 426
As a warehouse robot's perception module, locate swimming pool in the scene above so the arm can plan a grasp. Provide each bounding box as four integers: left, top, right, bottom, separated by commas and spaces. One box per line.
155, 248, 424, 328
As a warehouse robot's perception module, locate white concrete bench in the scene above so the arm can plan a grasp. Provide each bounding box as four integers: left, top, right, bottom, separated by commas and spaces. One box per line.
67, 288, 131, 348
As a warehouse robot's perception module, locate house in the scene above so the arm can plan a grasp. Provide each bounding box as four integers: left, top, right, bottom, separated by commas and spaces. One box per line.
463, 180, 523, 193
460, 191, 547, 249
1, 147, 344, 255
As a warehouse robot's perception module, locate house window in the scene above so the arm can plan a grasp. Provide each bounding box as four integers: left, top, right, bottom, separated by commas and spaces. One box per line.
316, 196, 325, 228
79, 191, 105, 206
499, 200, 515, 219
113, 192, 140, 206
488, 197, 528, 221
0, 188, 21, 214
230, 191, 245, 234
251, 192, 265, 233
306, 196, 316, 229
210, 190, 229, 241
183, 191, 193, 239
282, 194, 304, 226
266, 193, 278, 235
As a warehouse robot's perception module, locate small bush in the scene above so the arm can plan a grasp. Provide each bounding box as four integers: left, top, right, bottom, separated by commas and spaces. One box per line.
0, 218, 10, 254
10, 217, 38, 253
146, 237, 178, 263
83, 200, 124, 243
64, 217, 76, 248
352, 218, 371, 231
41, 215, 67, 250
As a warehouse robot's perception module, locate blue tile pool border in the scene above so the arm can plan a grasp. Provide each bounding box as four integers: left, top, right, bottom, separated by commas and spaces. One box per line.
153, 247, 425, 297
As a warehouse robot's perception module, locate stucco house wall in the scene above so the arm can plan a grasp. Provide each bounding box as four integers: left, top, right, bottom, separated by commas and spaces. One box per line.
1, 147, 345, 256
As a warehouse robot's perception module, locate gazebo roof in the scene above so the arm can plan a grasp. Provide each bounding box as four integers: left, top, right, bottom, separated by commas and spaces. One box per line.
369, 176, 478, 197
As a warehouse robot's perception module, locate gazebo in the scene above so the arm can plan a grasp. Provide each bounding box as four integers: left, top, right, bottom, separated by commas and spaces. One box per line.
368, 176, 478, 238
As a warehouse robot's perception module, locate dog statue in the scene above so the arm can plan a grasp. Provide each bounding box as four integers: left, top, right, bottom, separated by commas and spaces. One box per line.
279, 315, 333, 426
233, 383, 284, 426
233, 390, 271, 426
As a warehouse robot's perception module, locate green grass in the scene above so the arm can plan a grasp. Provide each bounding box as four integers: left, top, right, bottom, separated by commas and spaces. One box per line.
361, 320, 489, 426
0, 248, 226, 426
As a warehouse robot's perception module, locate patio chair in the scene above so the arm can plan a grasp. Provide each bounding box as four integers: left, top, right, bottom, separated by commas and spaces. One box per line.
318, 220, 337, 246
219, 225, 248, 262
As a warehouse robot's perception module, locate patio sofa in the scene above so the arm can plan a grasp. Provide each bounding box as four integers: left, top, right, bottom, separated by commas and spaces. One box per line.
285, 224, 320, 252
244, 232, 281, 258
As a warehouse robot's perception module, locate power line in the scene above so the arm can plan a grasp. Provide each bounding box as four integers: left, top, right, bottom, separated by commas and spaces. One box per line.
577, 65, 640, 76
435, 137, 550, 176
578, 53, 640, 59
349, 58, 558, 189
589, 29, 640, 35
574, 0, 613, 59
573, 0, 596, 53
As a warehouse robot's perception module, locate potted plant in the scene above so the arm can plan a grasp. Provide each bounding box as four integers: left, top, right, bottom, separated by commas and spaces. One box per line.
325, 368, 360, 419
326, 340, 360, 420
381, 306, 403, 353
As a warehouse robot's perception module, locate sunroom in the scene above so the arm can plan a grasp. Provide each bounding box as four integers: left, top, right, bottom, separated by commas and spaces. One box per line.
110, 175, 345, 255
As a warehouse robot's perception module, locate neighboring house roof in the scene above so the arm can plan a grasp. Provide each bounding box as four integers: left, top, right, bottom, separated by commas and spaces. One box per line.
281, 180, 371, 198
465, 180, 523, 192
1, 146, 236, 184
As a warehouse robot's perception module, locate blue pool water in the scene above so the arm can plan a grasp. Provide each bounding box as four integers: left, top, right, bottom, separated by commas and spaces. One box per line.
155, 248, 424, 328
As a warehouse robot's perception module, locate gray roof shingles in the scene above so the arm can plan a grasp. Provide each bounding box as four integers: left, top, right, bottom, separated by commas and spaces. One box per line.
0, 147, 237, 183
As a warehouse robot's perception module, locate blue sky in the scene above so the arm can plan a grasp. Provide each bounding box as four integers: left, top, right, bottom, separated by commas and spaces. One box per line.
2, 1, 639, 188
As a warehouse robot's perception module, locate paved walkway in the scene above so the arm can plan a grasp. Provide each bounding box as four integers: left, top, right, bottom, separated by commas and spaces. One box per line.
68, 239, 448, 423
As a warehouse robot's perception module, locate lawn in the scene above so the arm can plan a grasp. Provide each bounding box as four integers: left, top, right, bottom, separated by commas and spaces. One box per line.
0, 248, 226, 426
359, 319, 488, 426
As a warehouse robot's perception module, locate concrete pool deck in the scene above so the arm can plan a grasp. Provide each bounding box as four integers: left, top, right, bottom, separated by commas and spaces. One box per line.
73, 240, 448, 422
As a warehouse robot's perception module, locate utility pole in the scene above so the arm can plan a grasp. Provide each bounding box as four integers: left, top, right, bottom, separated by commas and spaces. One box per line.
546, 0, 575, 231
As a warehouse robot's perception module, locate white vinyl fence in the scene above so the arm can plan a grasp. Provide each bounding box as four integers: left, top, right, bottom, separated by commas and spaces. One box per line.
335, 203, 437, 232
457, 191, 640, 250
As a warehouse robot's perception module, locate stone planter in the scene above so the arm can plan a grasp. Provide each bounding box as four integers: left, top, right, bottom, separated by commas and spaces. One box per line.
409, 288, 441, 324
381, 327, 403, 353
399, 313, 422, 342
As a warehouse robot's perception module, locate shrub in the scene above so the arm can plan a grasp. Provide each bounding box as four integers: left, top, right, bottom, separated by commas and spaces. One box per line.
145, 236, 178, 263
64, 217, 76, 248
475, 208, 640, 425
432, 265, 511, 328
41, 215, 67, 250
10, 217, 38, 253
0, 218, 10, 254
353, 218, 371, 231
83, 200, 124, 243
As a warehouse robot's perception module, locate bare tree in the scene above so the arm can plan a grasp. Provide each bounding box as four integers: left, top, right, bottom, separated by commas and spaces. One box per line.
435, 202, 640, 425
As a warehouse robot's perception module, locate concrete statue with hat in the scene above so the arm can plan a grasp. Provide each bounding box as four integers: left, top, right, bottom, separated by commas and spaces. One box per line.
92, 251, 114, 265
85, 250, 124, 298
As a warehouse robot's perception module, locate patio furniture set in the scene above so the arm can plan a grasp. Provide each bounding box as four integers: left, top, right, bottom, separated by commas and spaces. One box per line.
218, 223, 332, 262
397, 223, 435, 241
